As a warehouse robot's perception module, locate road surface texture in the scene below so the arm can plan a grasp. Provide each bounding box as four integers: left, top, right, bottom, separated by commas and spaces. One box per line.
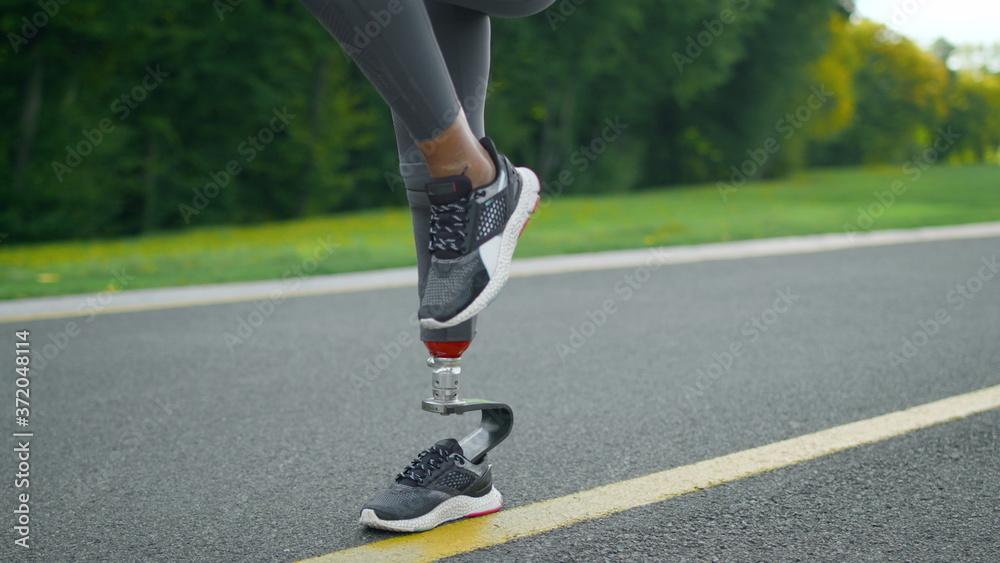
1, 227, 998, 561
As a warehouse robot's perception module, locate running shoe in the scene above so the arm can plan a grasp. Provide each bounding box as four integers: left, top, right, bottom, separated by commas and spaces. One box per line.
418, 138, 541, 329
359, 438, 502, 533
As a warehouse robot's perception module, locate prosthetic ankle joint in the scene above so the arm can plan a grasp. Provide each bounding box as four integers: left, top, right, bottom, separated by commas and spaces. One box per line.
420, 341, 512, 464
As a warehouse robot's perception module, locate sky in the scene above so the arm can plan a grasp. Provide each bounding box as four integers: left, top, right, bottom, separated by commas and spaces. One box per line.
853, 0, 1000, 47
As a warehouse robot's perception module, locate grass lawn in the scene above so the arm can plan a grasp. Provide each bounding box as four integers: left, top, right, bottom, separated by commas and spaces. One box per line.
1, 163, 997, 300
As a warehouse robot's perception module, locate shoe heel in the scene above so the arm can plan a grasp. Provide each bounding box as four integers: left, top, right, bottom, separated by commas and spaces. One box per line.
466, 505, 502, 518
518, 195, 540, 238
518, 217, 532, 238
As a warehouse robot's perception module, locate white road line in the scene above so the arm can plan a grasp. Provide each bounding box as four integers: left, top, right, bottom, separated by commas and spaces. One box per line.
3, 221, 999, 323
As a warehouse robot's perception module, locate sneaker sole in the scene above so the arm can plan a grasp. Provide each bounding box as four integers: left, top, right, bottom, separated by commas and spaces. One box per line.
358, 486, 503, 533
420, 167, 541, 330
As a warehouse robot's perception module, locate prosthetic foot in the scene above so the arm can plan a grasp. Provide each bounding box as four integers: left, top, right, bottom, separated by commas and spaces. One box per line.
420, 341, 513, 464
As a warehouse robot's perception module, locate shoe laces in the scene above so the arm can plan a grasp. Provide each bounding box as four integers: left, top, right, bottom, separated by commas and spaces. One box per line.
428, 199, 469, 256
396, 444, 466, 485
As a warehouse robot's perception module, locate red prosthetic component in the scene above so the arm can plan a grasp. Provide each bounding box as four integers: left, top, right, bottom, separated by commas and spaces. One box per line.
424, 340, 472, 359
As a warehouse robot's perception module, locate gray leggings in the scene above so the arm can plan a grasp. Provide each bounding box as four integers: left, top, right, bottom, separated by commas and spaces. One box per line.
300, 0, 555, 342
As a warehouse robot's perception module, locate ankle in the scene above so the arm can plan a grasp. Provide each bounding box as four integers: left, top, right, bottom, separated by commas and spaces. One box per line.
418, 110, 496, 188
464, 152, 496, 188
424, 146, 495, 188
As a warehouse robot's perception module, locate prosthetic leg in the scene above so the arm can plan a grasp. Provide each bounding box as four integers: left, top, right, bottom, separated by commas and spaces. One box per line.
420, 341, 512, 464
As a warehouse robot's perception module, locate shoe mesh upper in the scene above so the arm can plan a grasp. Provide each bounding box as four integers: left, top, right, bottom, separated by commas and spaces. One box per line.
362, 439, 492, 521
419, 253, 484, 319
419, 137, 528, 326
365, 486, 448, 520
435, 470, 475, 491
476, 197, 508, 242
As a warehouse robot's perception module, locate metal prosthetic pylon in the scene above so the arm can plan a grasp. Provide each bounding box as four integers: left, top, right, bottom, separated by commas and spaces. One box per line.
420, 341, 513, 464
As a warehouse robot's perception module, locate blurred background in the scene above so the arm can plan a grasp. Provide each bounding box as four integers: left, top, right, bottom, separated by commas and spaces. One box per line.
0, 0, 998, 297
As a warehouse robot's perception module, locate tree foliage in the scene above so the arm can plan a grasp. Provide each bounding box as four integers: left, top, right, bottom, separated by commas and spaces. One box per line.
1, 0, 997, 243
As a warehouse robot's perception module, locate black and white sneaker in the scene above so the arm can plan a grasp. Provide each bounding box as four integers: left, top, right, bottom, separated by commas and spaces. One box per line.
359, 438, 502, 533
418, 138, 541, 329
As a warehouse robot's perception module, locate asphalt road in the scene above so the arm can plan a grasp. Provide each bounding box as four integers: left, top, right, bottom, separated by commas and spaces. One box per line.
1, 234, 998, 562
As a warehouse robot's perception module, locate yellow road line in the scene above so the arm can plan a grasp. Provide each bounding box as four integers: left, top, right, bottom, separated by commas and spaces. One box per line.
302, 383, 1000, 562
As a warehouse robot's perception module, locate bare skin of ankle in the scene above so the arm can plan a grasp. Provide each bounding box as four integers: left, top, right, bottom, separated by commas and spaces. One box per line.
416, 110, 496, 188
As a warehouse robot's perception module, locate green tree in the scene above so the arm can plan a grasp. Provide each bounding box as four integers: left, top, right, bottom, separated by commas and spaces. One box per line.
948, 70, 1000, 163
7, 1, 994, 245
814, 20, 949, 165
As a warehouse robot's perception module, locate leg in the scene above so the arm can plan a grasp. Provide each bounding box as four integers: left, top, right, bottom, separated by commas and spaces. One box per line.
395, 1, 491, 343
302, 0, 553, 533
435, 0, 555, 18
300, 0, 549, 330
299, 0, 496, 187
409, 1, 544, 330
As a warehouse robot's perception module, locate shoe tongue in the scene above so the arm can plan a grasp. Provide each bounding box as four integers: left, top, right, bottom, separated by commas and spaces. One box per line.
427, 176, 472, 260
426, 175, 472, 205
434, 438, 463, 456
397, 439, 463, 487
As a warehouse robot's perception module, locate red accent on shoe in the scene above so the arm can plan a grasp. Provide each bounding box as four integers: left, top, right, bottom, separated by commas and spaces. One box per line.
424, 340, 472, 358
518, 217, 532, 238
466, 505, 502, 518
518, 196, 540, 238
